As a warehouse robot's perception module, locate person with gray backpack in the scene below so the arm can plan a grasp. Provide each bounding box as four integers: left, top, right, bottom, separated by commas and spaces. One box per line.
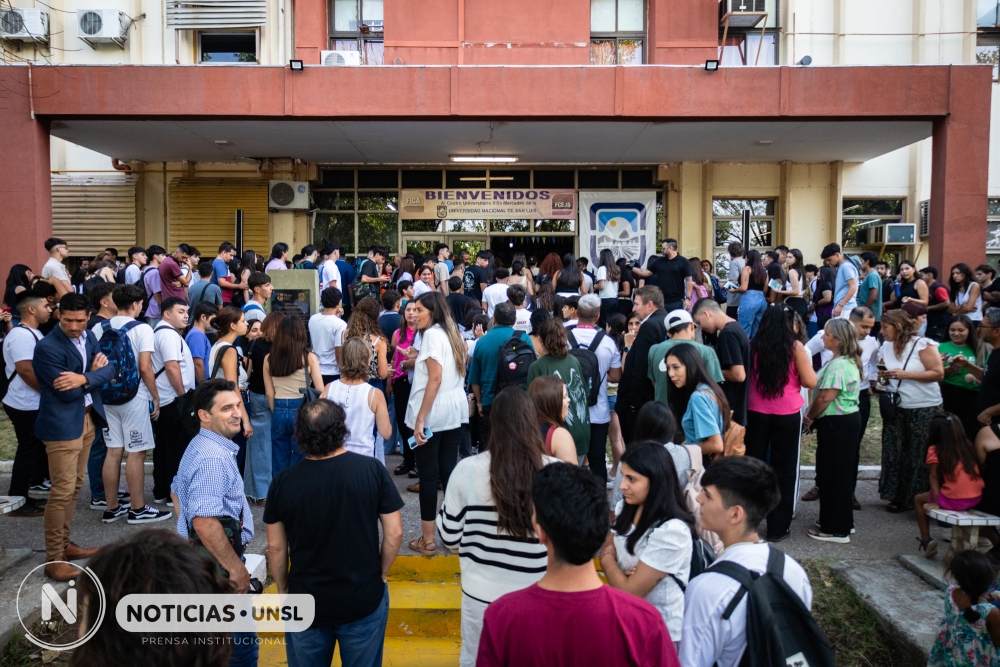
680, 456, 834, 667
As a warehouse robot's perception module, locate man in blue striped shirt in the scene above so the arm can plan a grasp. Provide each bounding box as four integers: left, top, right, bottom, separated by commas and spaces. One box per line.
171, 378, 257, 667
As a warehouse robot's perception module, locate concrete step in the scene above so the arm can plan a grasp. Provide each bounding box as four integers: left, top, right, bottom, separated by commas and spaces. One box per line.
259, 636, 462, 667
385, 581, 462, 638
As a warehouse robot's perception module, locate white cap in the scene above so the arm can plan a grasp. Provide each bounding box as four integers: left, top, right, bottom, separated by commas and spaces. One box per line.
664, 309, 693, 330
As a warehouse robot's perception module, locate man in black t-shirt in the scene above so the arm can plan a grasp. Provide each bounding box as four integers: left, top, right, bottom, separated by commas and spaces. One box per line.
978, 309, 1000, 426
631, 238, 693, 312
978, 264, 1000, 309
692, 299, 749, 426
464, 251, 489, 302
265, 399, 404, 665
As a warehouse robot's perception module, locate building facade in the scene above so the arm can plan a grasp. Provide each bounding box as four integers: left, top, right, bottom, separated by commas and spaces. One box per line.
0, 0, 995, 275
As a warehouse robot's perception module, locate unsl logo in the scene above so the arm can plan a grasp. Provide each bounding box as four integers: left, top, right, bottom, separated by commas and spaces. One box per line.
17, 562, 106, 650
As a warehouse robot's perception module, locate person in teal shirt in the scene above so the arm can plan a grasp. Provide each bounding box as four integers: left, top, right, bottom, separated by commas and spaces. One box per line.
469, 302, 531, 444
860, 251, 883, 326
664, 342, 730, 458
648, 310, 724, 406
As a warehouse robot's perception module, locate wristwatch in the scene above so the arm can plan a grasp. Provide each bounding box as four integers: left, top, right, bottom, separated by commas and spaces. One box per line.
622, 346, 631, 353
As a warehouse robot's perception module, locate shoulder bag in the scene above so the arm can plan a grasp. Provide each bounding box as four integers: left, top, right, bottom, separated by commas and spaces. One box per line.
878, 338, 919, 421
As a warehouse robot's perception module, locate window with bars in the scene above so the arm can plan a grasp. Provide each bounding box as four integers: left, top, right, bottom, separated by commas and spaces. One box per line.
329, 0, 383, 64
590, 0, 645, 65
712, 199, 775, 280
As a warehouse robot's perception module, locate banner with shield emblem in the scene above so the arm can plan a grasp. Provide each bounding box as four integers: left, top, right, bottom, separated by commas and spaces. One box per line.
579, 191, 657, 269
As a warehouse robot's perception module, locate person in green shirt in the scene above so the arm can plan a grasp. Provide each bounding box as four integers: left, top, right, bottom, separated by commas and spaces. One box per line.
803, 318, 862, 544
859, 251, 883, 330
938, 315, 985, 440
527, 318, 591, 458
648, 310, 724, 406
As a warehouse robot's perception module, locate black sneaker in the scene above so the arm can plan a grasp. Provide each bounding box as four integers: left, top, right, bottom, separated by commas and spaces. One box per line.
127, 505, 172, 524
91, 492, 131, 510
102, 505, 129, 523
29, 482, 51, 496
153, 497, 174, 507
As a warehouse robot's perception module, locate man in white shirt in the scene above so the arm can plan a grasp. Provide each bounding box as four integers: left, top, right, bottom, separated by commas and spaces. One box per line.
319, 244, 341, 291
568, 294, 622, 486
3, 290, 52, 516
309, 287, 348, 385
124, 246, 147, 285
507, 284, 532, 333
93, 284, 171, 526
150, 297, 196, 507
41, 237, 72, 298
801, 306, 879, 507
681, 457, 813, 667
482, 268, 511, 317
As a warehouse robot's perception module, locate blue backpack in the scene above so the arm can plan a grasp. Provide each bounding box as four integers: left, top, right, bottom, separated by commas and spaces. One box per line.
98, 320, 143, 406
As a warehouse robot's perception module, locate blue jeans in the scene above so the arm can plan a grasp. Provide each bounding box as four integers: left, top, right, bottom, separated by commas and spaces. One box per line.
271, 398, 304, 476
737, 289, 767, 338
383, 384, 402, 456
228, 631, 258, 667
87, 430, 106, 500
244, 391, 272, 500
286, 585, 388, 667
806, 320, 819, 339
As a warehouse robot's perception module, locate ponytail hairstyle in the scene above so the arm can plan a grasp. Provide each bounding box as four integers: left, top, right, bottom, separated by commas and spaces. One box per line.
946, 550, 997, 623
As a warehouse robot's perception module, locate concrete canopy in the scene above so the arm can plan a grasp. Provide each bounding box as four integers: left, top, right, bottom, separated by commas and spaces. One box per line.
49, 119, 933, 165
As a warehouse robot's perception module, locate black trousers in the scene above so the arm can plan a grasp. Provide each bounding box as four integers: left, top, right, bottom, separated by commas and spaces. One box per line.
745, 410, 802, 539
152, 401, 193, 500
392, 376, 415, 471
854, 390, 871, 493
726, 306, 740, 319
478, 404, 492, 452
4, 404, 48, 497
588, 421, 611, 483
321, 374, 340, 386
940, 383, 981, 444
615, 400, 641, 447
599, 298, 617, 328
816, 412, 862, 536
414, 427, 461, 521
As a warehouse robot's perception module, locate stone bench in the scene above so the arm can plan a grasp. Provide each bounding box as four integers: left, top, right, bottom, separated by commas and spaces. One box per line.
927, 508, 1000, 564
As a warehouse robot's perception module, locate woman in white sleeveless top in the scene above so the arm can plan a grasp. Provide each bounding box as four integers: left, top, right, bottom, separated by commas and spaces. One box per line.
324, 337, 393, 462
948, 263, 983, 322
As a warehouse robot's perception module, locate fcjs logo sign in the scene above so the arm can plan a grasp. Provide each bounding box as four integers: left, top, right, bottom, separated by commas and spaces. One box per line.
17, 562, 106, 650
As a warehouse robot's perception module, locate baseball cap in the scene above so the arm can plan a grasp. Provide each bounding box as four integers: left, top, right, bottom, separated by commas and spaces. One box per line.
665, 309, 693, 330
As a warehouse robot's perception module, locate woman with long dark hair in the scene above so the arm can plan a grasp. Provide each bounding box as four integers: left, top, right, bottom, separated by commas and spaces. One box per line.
5, 264, 33, 307
209, 306, 252, 470
606, 312, 628, 482
600, 441, 694, 641
236, 250, 258, 304
804, 318, 863, 543
406, 292, 470, 556
527, 318, 592, 457
265, 243, 289, 272
665, 343, 730, 458
527, 375, 581, 465
948, 262, 983, 325
534, 275, 557, 315
939, 315, 987, 441
263, 316, 324, 474
345, 297, 389, 389
394, 256, 417, 287
244, 310, 285, 502
810, 265, 836, 331
781, 249, 808, 319
553, 253, 586, 297
732, 249, 767, 337
508, 258, 535, 297
878, 309, 945, 512
437, 387, 553, 667
616, 258, 636, 317
887, 260, 929, 308
746, 305, 818, 541
610, 400, 682, 509
595, 249, 621, 325
390, 300, 419, 476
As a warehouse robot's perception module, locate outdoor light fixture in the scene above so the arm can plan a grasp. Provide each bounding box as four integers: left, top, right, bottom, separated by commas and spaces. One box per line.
289, 59, 304, 71
450, 156, 518, 163
797, 55, 812, 66
705, 60, 719, 71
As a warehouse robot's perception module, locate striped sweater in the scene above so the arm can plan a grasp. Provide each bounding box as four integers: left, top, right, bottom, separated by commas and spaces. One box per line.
436, 452, 554, 603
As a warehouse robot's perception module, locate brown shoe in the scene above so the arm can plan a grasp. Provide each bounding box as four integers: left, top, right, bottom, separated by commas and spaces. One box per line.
407, 482, 420, 493
852, 494, 861, 511
8, 503, 45, 517
801, 485, 820, 502
64, 543, 99, 560
45, 562, 81, 581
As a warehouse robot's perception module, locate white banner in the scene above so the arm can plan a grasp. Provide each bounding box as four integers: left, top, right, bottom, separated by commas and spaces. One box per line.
578, 191, 658, 269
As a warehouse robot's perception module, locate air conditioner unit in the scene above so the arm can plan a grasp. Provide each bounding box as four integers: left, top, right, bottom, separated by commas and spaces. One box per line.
872, 223, 917, 245
719, 0, 767, 28
0, 8, 49, 43
919, 200, 930, 238
77, 10, 128, 48
321, 50, 362, 66
269, 181, 310, 210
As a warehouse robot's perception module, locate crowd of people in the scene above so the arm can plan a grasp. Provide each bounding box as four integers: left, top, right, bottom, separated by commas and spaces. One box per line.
8, 235, 1000, 665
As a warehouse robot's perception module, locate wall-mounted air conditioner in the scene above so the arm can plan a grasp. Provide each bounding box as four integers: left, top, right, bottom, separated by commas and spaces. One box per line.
872, 223, 917, 245
0, 8, 49, 43
269, 181, 310, 210
77, 9, 128, 49
719, 0, 767, 28
321, 50, 362, 66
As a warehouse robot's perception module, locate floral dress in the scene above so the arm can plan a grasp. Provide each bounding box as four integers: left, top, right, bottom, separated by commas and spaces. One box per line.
928, 585, 1000, 667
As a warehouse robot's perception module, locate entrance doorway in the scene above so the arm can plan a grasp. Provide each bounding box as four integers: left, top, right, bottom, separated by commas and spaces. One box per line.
489, 235, 575, 267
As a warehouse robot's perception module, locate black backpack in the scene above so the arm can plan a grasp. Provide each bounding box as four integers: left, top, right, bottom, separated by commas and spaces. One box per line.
666, 536, 716, 592
495, 335, 537, 392
707, 547, 835, 667
566, 327, 605, 407
138, 266, 158, 320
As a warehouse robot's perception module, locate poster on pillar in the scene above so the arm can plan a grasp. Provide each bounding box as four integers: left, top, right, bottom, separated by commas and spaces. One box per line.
579, 191, 657, 270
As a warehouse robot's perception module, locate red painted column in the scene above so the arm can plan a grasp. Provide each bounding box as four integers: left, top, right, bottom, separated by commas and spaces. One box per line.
294, 0, 328, 64
929, 66, 992, 272
0, 67, 52, 280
